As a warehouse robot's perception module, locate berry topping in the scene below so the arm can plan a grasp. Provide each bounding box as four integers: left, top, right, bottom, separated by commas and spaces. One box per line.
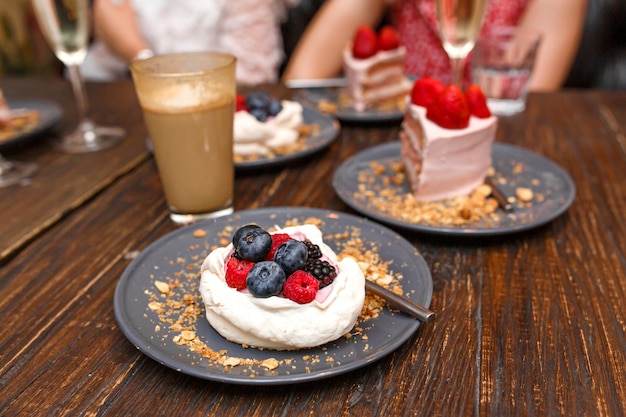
274, 239, 309, 276
246, 261, 286, 298
352, 25, 378, 59
246, 91, 271, 111
236, 94, 248, 112
265, 233, 293, 261
283, 271, 319, 304
225, 225, 339, 303
267, 99, 283, 117
411, 77, 445, 107
465, 84, 492, 118
225, 257, 254, 290
426, 84, 470, 129
233, 224, 272, 262
241, 92, 283, 122
304, 241, 322, 260
304, 259, 337, 288
377, 25, 400, 51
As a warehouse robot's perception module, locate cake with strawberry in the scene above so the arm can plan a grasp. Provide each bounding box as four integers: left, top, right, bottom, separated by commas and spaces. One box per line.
199, 223, 365, 350
343, 25, 412, 112
400, 78, 497, 201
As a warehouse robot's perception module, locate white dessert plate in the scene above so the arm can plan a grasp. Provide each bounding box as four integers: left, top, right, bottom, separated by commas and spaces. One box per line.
333, 142, 576, 236
235, 106, 340, 170
0, 99, 63, 148
114, 207, 433, 385
293, 87, 405, 124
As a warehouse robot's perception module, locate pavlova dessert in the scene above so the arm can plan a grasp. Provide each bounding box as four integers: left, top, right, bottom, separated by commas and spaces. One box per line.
234, 92, 306, 158
400, 78, 497, 201
199, 223, 365, 350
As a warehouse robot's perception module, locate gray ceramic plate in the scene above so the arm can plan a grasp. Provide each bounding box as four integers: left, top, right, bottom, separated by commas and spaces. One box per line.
0, 99, 63, 148
114, 207, 432, 385
235, 106, 340, 170
333, 142, 576, 236
293, 88, 405, 124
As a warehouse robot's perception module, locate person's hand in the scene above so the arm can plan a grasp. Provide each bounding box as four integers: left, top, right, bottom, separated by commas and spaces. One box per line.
0, 89, 11, 128
93, 0, 150, 62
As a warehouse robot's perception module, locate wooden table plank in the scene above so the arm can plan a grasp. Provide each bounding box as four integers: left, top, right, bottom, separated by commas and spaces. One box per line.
0, 84, 625, 416
0, 77, 150, 264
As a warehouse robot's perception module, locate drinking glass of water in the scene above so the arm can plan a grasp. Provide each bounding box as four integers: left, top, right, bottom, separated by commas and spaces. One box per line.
32, 0, 125, 153
472, 27, 542, 116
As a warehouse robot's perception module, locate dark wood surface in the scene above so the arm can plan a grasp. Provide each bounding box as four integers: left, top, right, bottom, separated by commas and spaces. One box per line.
1, 77, 625, 416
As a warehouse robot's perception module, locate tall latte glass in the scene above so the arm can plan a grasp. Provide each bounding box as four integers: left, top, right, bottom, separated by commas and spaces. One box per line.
131, 52, 236, 224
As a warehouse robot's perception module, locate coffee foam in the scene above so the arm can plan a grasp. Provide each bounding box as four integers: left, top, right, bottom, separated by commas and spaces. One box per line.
140, 83, 232, 114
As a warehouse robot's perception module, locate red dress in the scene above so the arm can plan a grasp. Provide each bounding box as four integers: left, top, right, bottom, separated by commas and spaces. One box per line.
390, 0, 531, 86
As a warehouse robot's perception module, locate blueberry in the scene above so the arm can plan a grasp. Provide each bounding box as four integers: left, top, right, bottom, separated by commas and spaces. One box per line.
246, 92, 270, 110
250, 108, 268, 122
246, 261, 286, 298
267, 99, 283, 116
233, 225, 272, 262
274, 240, 308, 276
233, 224, 262, 246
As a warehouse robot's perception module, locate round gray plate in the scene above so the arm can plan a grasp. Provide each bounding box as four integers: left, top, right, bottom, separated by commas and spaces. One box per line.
294, 88, 404, 124
235, 106, 340, 170
1, 99, 63, 148
114, 207, 432, 385
333, 142, 576, 236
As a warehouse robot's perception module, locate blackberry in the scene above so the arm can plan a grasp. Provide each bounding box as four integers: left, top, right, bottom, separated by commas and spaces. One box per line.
304, 259, 337, 288
304, 241, 322, 260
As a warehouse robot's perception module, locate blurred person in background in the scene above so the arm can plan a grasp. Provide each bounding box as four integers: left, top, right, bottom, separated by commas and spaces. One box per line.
282, 0, 587, 91
82, 0, 299, 85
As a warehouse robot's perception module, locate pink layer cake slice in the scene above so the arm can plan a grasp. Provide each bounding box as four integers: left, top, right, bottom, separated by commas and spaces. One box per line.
400, 103, 497, 201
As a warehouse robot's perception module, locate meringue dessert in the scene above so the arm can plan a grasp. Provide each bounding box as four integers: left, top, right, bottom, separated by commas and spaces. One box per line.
234, 98, 304, 157
400, 80, 497, 201
199, 224, 365, 350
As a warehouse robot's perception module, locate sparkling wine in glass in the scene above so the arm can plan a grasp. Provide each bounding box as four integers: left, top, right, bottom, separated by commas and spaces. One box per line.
435, 0, 488, 87
32, 0, 125, 153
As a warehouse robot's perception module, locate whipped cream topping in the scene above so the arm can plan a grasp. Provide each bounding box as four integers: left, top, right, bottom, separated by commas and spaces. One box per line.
199, 224, 365, 350
234, 100, 304, 156
401, 103, 497, 201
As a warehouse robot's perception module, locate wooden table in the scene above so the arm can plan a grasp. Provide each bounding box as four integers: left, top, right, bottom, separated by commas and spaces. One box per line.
1, 77, 625, 416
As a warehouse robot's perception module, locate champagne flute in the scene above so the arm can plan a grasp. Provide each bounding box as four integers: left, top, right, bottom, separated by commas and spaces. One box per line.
435, 0, 488, 87
32, 0, 125, 153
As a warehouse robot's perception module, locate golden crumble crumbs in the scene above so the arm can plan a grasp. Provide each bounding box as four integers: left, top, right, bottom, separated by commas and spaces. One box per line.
354, 160, 538, 226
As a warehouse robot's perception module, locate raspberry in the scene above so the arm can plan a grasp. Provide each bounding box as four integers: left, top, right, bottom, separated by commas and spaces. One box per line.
225, 257, 254, 290
304, 259, 337, 288
235, 94, 248, 112
283, 271, 319, 304
265, 233, 293, 260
